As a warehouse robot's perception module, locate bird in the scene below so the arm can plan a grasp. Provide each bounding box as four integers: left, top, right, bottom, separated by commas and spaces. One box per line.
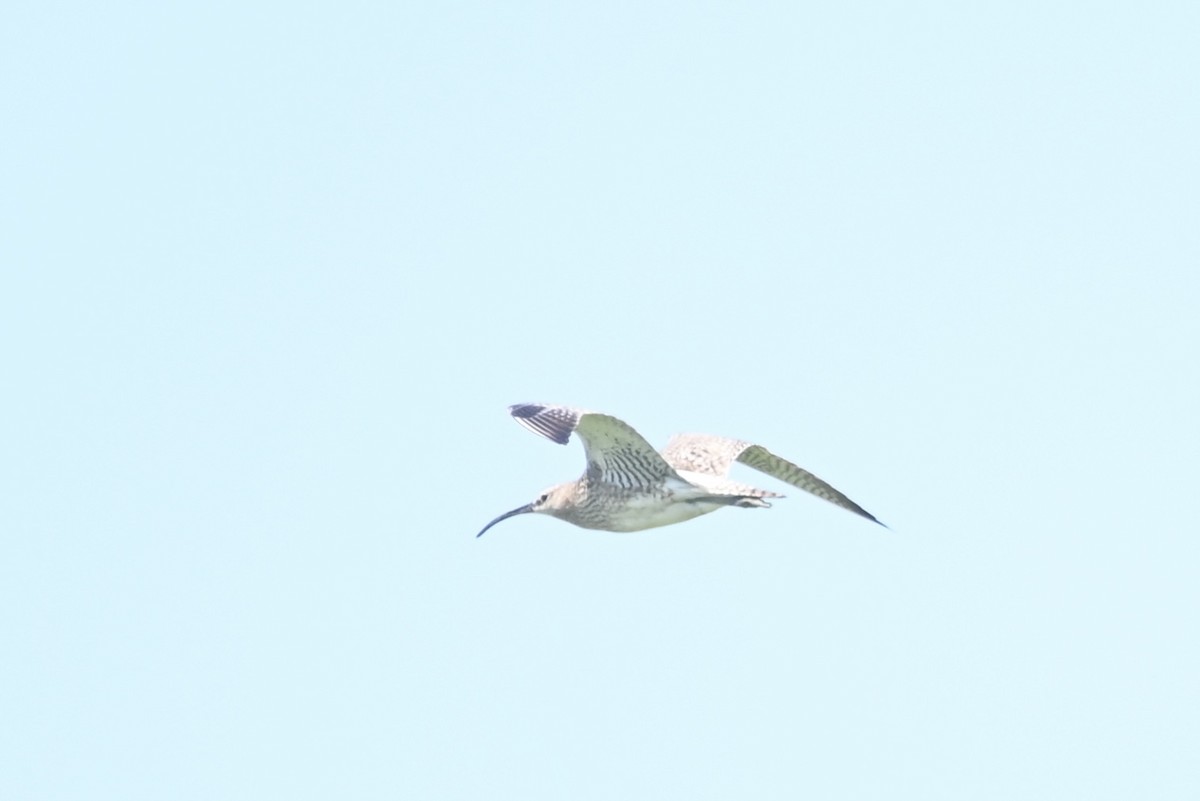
476, 403, 884, 537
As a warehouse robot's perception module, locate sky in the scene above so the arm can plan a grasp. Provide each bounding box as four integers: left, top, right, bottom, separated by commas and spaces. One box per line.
3, 2, 1198, 799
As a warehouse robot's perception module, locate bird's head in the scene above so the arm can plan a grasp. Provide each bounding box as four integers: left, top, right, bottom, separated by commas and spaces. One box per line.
475, 482, 576, 537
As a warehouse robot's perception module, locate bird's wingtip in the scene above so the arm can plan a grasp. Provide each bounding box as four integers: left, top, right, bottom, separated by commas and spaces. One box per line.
507, 403, 575, 445
508, 402, 543, 417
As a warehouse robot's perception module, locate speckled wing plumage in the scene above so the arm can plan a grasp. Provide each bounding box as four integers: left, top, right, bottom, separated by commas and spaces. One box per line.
509, 403, 680, 489
661, 433, 751, 477
663, 433, 883, 525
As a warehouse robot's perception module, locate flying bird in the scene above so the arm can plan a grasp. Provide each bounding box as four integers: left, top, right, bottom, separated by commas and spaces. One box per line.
476, 403, 883, 537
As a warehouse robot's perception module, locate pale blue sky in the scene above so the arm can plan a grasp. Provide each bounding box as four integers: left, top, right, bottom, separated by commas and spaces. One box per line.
3, 2, 1198, 799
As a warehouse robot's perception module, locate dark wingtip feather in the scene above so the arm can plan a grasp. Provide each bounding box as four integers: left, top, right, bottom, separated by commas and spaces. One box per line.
508, 403, 575, 445
851, 505, 889, 529
509, 403, 543, 418
854, 507, 888, 529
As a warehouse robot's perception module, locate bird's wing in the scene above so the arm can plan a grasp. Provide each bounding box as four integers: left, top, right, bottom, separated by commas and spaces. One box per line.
509, 403, 679, 488
662, 433, 749, 476
664, 433, 884, 526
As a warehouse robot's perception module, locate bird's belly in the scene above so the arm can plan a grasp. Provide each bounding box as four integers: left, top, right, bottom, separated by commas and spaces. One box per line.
581, 495, 725, 532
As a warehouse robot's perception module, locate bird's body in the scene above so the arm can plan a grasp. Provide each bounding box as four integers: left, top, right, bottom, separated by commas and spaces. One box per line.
476, 403, 883, 537
537, 474, 770, 532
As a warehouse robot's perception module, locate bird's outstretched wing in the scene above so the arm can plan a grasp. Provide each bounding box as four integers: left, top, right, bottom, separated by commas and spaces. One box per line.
509, 403, 679, 489
663, 433, 884, 525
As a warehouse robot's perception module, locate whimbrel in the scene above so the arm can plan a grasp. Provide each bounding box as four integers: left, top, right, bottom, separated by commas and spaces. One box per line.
476, 403, 884, 537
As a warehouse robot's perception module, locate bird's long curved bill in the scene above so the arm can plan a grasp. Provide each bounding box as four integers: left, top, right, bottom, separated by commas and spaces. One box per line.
476, 503, 534, 538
